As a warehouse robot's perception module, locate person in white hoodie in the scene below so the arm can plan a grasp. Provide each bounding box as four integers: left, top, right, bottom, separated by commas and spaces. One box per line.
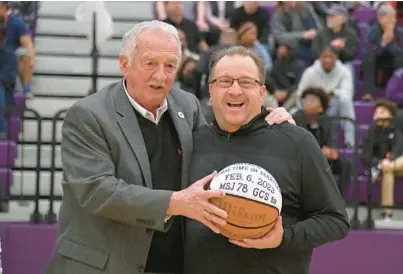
296, 46, 356, 147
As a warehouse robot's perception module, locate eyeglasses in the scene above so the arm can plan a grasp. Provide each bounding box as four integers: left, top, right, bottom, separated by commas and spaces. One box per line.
209, 77, 262, 89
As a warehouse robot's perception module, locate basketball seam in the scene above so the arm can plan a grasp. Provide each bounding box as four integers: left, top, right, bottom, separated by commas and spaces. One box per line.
226, 217, 277, 229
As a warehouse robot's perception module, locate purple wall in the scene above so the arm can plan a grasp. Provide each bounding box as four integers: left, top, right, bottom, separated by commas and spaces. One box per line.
0, 224, 402, 274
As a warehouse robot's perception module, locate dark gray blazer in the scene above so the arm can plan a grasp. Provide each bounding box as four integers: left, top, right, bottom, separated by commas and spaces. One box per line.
46, 81, 206, 274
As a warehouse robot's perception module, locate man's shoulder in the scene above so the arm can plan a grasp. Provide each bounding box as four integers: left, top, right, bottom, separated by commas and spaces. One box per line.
170, 87, 200, 111
270, 123, 313, 144
67, 81, 120, 116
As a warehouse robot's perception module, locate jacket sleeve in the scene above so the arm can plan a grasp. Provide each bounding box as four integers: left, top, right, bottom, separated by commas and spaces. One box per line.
272, 12, 305, 48
279, 133, 350, 252
311, 32, 324, 60
61, 102, 174, 232
391, 129, 403, 160
338, 29, 358, 62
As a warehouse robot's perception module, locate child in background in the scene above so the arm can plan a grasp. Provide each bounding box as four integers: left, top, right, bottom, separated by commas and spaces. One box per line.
361, 99, 403, 221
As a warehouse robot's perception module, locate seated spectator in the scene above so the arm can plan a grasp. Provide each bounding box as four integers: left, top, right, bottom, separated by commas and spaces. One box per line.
296, 47, 355, 147
176, 57, 198, 96
272, 1, 322, 64
155, 1, 196, 21
9, 1, 38, 28
230, 1, 270, 44
293, 87, 352, 198
310, 1, 341, 26
237, 22, 272, 73
163, 1, 208, 53
196, 28, 237, 100
0, 1, 34, 97
177, 28, 199, 66
0, 21, 17, 140
195, 1, 236, 46
362, 4, 403, 100
265, 41, 305, 110
313, 5, 357, 64
361, 99, 403, 221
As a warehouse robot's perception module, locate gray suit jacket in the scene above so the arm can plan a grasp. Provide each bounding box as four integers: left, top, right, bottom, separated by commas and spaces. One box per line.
46, 81, 206, 274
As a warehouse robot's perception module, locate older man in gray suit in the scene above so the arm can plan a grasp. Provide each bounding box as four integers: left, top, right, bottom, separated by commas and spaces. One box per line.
46, 20, 294, 274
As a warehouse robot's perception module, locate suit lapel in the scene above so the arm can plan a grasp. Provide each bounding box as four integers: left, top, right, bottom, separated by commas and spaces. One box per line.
114, 85, 153, 189
167, 95, 193, 189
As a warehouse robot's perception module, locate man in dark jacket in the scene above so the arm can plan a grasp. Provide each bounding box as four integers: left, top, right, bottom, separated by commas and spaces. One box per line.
361, 99, 403, 220
184, 46, 349, 274
312, 4, 357, 63
293, 87, 352, 199
362, 4, 403, 99
265, 41, 305, 110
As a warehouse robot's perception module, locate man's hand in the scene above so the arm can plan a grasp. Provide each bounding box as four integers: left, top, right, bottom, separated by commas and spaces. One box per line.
382, 27, 394, 47
381, 158, 394, 172
229, 216, 284, 249
303, 29, 317, 40
167, 171, 228, 233
266, 107, 295, 125
331, 38, 345, 49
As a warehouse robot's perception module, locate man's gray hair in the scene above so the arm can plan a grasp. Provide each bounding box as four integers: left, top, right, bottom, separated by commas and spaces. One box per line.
209, 46, 266, 84
121, 20, 182, 61
377, 4, 396, 17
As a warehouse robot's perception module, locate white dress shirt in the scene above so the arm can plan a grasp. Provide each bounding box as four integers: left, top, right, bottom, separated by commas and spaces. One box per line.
123, 80, 169, 125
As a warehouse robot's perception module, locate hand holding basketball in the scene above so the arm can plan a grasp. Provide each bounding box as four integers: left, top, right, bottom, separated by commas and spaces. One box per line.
229, 216, 284, 249
167, 171, 228, 234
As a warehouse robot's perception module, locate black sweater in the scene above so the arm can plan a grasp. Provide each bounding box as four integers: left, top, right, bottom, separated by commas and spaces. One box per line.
184, 110, 349, 274
361, 123, 403, 167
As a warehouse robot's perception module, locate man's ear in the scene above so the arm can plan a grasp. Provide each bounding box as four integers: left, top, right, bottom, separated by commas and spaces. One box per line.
119, 54, 129, 76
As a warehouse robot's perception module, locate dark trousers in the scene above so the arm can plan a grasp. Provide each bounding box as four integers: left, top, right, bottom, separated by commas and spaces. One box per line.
330, 158, 353, 199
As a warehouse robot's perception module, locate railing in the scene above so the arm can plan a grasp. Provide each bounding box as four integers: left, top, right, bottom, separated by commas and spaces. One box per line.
2, 104, 402, 230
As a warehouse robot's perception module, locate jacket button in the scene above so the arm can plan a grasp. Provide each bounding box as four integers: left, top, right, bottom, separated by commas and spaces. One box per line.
146, 228, 153, 235
137, 265, 145, 273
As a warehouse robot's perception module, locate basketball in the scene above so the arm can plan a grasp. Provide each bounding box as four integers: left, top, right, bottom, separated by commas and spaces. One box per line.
209, 163, 282, 240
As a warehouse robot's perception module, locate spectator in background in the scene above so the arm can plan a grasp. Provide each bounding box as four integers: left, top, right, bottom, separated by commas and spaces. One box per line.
293, 88, 352, 199
296, 47, 355, 148
362, 4, 403, 100
272, 1, 322, 64
0, 1, 34, 97
312, 5, 357, 64
163, 1, 208, 53
195, 1, 236, 46
177, 56, 198, 96
0, 21, 17, 140
310, 1, 341, 26
177, 28, 199, 66
155, 1, 196, 21
230, 1, 270, 44
195, 28, 237, 101
237, 22, 272, 74
361, 99, 403, 221
265, 41, 305, 110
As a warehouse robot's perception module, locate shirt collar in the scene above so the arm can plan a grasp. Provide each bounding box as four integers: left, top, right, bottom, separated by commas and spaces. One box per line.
122, 79, 169, 125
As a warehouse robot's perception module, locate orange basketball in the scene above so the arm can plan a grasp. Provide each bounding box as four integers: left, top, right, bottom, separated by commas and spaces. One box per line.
209, 163, 282, 240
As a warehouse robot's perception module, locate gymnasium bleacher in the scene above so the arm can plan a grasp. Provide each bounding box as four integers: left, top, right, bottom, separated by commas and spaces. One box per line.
0, 1, 403, 274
